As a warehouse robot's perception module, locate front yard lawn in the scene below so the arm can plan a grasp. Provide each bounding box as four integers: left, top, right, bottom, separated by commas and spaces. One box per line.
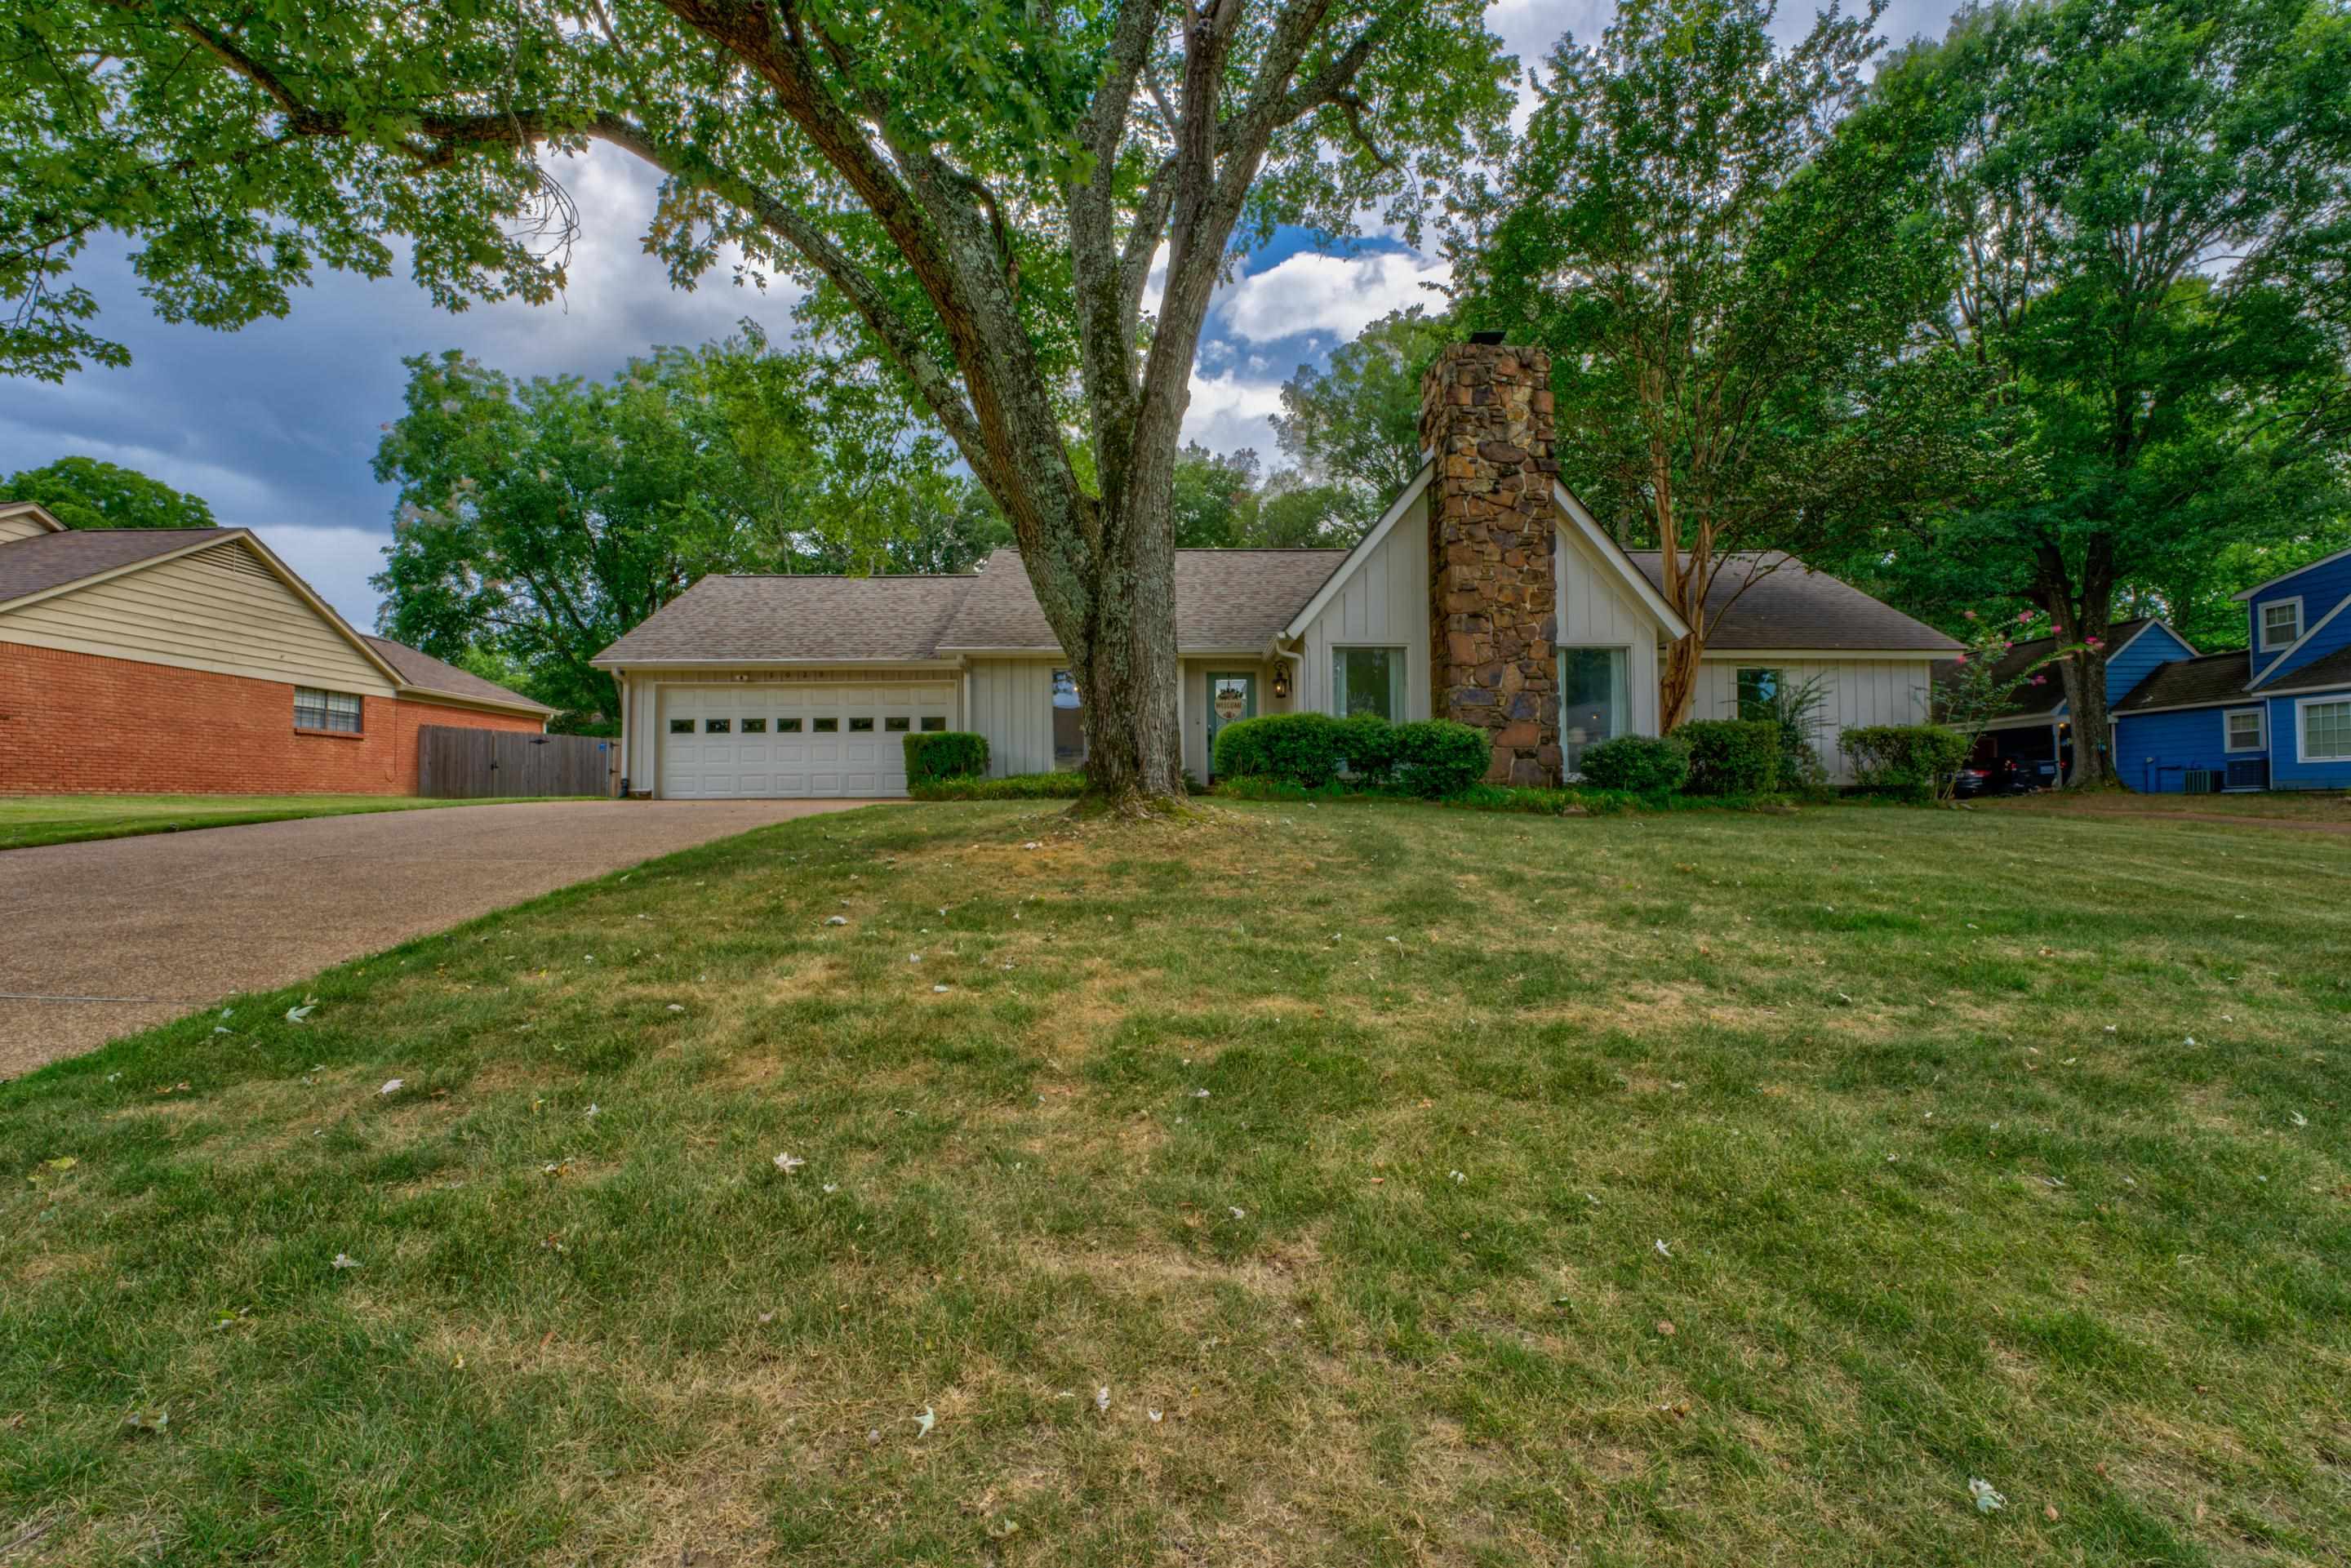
2, 802, 2344, 1565
0, 793, 580, 851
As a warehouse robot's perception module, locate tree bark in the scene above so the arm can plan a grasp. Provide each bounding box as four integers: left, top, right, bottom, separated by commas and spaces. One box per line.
1660, 633, 1702, 731
1073, 484, 1186, 802
2036, 535, 2118, 787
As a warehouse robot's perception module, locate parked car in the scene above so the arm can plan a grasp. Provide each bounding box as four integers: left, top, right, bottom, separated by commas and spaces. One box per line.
1947, 757, 2053, 797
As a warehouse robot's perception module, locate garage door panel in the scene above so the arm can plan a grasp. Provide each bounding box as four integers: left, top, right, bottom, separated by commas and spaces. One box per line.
659, 682, 945, 799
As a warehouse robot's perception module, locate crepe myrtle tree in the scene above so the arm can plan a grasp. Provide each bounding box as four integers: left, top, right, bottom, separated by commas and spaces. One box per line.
1, 0, 1511, 808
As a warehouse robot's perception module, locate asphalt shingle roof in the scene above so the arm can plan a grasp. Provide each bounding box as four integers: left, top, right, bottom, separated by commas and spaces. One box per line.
1936, 619, 2155, 719
0, 527, 238, 608
1624, 553, 1962, 652
2272, 643, 2351, 693
595, 573, 981, 664
935, 548, 1348, 651
2114, 651, 2258, 712
361, 635, 554, 713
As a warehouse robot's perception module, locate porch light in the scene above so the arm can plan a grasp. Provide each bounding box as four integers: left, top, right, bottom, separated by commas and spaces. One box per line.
1271, 664, 1292, 700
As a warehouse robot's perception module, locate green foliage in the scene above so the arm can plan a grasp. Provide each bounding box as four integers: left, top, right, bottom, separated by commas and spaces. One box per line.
2, 456, 216, 531
907, 771, 1083, 801
1273, 306, 1454, 529
1212, 713, 1343, 790
1387, 720, 1491, 798
1840, 725, 1972, 802
1679, 720, 1781, 797
1758, 673, 1833, 796
903, 731, 989, 787
1577, 735, 1691, 795
1332, 713, 1398, 780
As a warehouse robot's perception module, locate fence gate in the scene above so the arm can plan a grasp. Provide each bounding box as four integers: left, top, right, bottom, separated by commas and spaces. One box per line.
418, 726, 615, 799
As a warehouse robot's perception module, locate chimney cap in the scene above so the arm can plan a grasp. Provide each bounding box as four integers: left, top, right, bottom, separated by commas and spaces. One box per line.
1468, 330, 1507, 346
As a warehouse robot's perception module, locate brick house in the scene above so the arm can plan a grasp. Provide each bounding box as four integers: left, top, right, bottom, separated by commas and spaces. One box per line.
595, 338, 1961, 799
0, 502, 552, 796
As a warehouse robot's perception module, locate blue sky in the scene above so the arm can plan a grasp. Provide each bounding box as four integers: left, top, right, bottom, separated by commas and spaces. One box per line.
0, 0, 1961, 629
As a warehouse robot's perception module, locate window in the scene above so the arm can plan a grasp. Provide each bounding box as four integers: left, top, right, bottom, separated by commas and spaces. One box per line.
704, 717, 731, 734
2224, 708, 2265, 753
1052, 668, 1087, 770
2300, 697, 2351, 762
779, 717, 803, 733
1558, 648, 1629, 775
848, 716, 875, 733
294, 687, 363, 734
668, 717, 694, 735
885, 716, 912, 733
1736, 668, 1782, 722
741, 717, 767, 735
1332, 646, 1405, 720
919, 716, 947, 732
812, 717, 838, 733
2261, 597, 2303, 651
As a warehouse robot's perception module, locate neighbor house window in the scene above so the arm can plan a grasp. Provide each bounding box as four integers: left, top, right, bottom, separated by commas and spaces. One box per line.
668, 717, 693, 735
1736, 667, 1782, 722
2261, 598, 2302, 651
294, 687, 362, 734
1052, 669, 1087, 770
1558, 648, 1628, 776
2300, 698, 2351, 762
2224, 708, 2265, 753
1332, 646, 1404, 720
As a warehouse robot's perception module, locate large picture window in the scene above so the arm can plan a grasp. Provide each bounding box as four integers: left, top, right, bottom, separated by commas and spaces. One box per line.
2300, 698, 2351, 762
293, 686, 362, 734
1558, 647, 1628, 775
1051, 669, 1087, 771
1332, 646, 1404, 720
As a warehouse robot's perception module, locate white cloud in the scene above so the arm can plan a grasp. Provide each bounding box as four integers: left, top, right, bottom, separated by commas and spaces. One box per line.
1215, 250, 1451, 345
256, 524, 395, 629
1182, 370, 1289, 455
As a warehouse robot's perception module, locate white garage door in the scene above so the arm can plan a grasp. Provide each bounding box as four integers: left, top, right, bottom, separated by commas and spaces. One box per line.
658, 682, 955, 798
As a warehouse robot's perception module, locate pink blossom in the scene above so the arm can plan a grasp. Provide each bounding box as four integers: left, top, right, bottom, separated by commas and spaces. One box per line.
1953, 653, 1969, 665
2051, 625, 2064, 635
2087, 636, 2104, 650
1963, 610, 1978, 621
2030, 675, 2047, 686
2017, 609, 2038, 623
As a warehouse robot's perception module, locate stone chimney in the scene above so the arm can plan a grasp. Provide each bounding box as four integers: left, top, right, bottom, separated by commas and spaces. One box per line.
1419, 335, 1560, 787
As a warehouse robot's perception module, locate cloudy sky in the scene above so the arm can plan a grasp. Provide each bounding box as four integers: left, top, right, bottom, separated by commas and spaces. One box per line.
0, 0, 1961, 629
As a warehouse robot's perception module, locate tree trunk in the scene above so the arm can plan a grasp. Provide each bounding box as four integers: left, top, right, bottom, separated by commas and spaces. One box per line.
1660, 633, 1703, 731
1072, 478, 1185, 808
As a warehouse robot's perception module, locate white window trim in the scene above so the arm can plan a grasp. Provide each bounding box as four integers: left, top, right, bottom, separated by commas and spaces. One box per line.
2295, 694, 2351, 762
2223, 706, 2265, 753
1558, 644, 1633, 771
2259, 596, 2304, 651
1330, 643, 1408, 721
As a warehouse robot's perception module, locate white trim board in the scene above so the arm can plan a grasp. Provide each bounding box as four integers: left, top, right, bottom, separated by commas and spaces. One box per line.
2293, 692, 2351, 762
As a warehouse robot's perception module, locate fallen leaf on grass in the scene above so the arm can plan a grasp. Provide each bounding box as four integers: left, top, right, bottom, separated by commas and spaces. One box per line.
913, 1406, 936, 1438
773, 1153, 806, 1175
1969, 1478, 2007, 1514
379, 1079, 403, 1096
331, 1254, 360, 1270
122, 1409, 169, 1433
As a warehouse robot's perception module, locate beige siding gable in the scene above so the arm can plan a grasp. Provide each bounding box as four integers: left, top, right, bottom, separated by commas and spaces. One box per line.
0, 538, 398, 695
1293, 489, 1431, 717
0, 515, 60, 544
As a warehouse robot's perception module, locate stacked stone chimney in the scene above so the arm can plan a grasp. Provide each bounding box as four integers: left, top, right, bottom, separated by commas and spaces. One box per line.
1418, 338, 1560, 786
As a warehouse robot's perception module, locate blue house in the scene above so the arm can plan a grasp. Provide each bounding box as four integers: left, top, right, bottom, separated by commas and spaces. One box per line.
2112, 549, 2351, 793
1952, 617, 2198, 780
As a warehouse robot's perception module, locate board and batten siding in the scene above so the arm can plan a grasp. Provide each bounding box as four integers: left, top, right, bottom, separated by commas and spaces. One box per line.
1553, 526, 1664, 740
1689, 658, 1935, 782
965, 658, 1062, 776
1292, 491, 1431, 718
0, 540, 398, 695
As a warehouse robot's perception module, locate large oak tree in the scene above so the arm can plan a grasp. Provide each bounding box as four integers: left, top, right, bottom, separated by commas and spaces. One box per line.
2, 0, 1509, 806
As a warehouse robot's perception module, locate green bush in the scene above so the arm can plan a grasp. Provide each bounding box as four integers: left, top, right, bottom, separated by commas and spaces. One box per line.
1679, 719, 1780, 796
903, 730, 989, 786
908, 771, 1083, 801
1839, 724, 1971, 800
1577, 734, 1690, 795
1333, 713, 1397, 781
1212, 713, 1342, 788
1389, 719, 1491, 797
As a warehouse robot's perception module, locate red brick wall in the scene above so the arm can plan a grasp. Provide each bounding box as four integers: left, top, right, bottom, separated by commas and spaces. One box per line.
0, 642, 543, 797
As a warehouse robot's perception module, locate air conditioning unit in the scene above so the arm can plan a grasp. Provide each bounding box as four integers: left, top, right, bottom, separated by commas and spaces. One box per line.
2184, 769, 2222, 795
2224, 757, 2270, 792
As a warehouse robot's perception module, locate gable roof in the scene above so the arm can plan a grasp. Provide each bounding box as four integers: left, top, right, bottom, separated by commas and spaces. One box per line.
1935, 618, 2155, 719
2250, 642, 2351, 697
0, 501, 68, 535
1626, 553, 1962, 653
0, 526, 238, 609
2113, 651, 2258, 713
360, 635, 555, 714
596, 572, 981, 664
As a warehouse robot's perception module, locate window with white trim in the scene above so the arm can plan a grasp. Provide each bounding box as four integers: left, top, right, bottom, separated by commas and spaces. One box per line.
2300, 698, 2351, 762
1332, 646, 1406, 720
2260, 598, 2302, 651
2224, 707, 2264, 753
293, 686, 362, 734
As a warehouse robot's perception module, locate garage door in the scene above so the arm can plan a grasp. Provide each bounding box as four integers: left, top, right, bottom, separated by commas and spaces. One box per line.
658, 682, 955, 797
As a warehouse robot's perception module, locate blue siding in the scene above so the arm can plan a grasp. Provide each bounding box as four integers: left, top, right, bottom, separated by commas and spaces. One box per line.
2268, 688, 2351, 790
2247, 553, 2351, 686
2115, 707, 2245, 793
2104, 623, 2195, 706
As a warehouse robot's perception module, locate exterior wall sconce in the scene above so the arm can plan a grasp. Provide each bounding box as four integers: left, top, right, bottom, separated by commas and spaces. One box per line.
1271, 664, 1292, 700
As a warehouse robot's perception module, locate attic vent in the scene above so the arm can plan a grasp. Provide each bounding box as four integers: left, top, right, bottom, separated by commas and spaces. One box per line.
200, 546, 275, 581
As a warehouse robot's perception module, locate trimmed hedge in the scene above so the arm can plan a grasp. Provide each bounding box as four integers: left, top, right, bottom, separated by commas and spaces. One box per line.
903, 730, 989, 785
1389, 719, 1490, 797
1333, 713, 1397, 780
1212, 713, 1341, 788
1679, 719, 1780, 796
1578, 734, 1690, 795
1839, 724, 1971, 800
1214, 712, 1490, 798
908, 771, 1084, 801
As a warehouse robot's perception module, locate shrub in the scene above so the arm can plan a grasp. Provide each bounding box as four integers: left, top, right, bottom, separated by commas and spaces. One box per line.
1577, 734, 1690, 795
908, 771, 1084, 801
1332, 712, 1397, 781
1839, 724, 1971, 801
1388, 719, 1491, 797
1679, 719, 1780, 795
1212, 713, 1342, 788
903, 730, 989, 786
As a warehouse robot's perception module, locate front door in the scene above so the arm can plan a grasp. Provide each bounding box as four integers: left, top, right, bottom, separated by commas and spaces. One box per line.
1205, 672, 1256, 779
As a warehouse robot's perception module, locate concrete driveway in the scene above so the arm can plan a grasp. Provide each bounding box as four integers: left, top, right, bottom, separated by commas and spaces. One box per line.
0, 799, 882, 1077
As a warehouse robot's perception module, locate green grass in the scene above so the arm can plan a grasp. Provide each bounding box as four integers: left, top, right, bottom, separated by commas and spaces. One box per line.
0, 793, 587, 851
2, 801, 2345, 1565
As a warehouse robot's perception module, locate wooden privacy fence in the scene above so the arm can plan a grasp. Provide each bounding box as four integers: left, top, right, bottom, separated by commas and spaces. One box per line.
418, 726, 616, 799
